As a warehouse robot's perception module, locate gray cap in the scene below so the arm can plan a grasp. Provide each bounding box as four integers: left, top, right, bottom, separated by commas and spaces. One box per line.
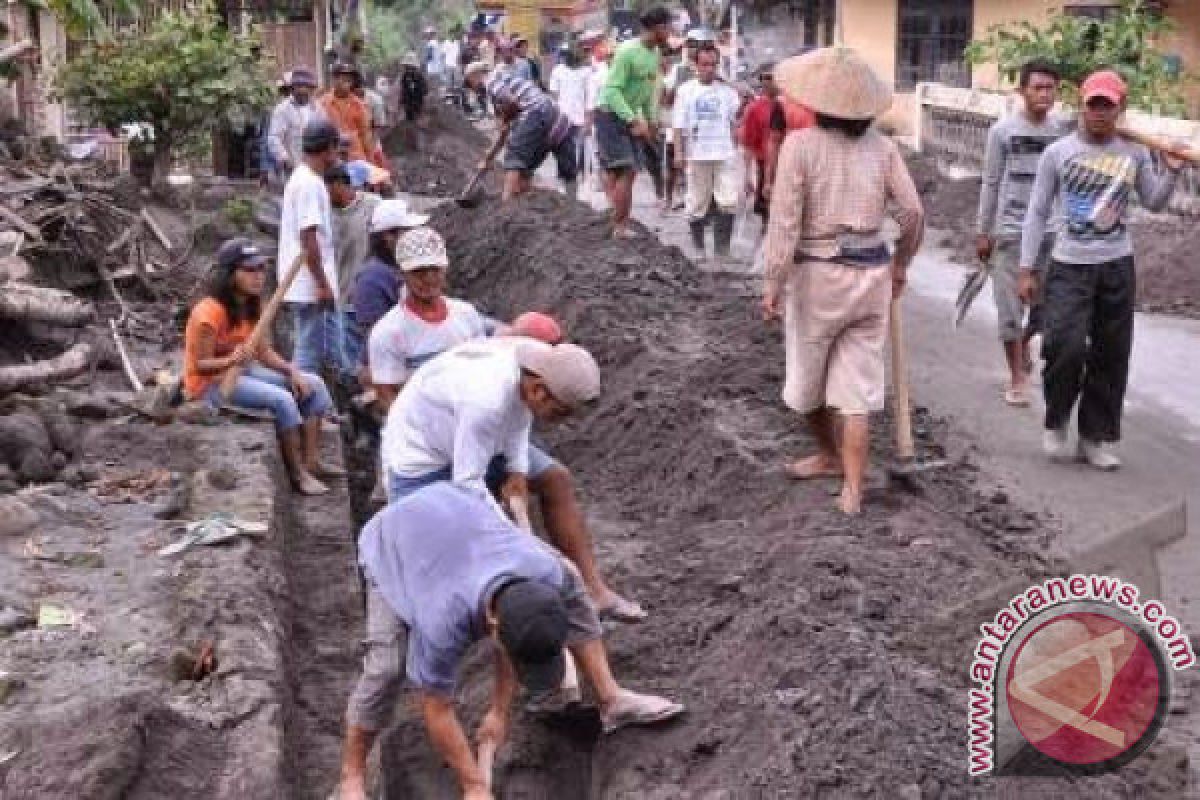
516, 342, 600, 408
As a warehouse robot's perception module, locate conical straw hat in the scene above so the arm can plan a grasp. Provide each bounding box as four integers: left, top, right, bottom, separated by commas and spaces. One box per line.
775, 47, 893, 120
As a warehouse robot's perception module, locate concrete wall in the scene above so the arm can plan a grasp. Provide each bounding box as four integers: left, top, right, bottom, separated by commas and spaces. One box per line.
843, 0, 899, 84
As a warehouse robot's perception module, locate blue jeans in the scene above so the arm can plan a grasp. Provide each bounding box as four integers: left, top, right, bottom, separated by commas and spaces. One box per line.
291, 303, 357, 383
340, 308, 364, 369
385, 444, 560, 503
203, 364, 332, 430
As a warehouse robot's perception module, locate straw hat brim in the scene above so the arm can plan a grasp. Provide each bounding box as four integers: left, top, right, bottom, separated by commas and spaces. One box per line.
774, 47, 893, 120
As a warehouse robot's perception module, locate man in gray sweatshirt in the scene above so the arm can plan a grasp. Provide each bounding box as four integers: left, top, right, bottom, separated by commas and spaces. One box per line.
976, 60, 1070, 407
1020, 69, 1184, 470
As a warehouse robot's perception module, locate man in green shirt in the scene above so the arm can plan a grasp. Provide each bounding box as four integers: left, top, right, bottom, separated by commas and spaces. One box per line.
594, 5, 672, 239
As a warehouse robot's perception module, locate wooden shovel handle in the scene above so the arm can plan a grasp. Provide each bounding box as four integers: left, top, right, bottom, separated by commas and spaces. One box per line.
888, 295, 916, 460
1117, 125, 1200, 166
219, 254, 306, 400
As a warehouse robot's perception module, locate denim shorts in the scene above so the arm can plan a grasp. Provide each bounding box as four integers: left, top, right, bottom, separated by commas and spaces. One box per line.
593, 109, 641, 172
386, 443, 560, 503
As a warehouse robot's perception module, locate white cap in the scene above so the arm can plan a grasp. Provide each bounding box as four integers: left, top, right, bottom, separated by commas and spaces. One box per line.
370, 198, 429, 233
465, 60, 491, 79
516, 342, 601, 408
395, 227, 449, 271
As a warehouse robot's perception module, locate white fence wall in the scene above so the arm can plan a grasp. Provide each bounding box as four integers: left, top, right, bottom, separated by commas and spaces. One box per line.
914, 82, 1200, 217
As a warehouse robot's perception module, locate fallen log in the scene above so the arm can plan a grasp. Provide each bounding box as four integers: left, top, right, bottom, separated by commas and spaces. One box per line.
0, 205, 41, 241
0, 342, 93, 394
0, 284, 94, 326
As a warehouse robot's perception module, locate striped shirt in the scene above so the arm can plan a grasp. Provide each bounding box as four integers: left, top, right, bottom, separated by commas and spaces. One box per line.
485, 70, 553, 116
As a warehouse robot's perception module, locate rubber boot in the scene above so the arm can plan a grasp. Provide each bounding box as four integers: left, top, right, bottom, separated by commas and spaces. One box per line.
688, 219, 706, 255
713, 212, 735, 258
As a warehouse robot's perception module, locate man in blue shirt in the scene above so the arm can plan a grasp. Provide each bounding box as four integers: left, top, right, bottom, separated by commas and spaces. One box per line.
336, 483, 684, 800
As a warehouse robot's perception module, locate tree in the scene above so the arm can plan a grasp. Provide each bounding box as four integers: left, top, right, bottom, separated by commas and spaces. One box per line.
964, 0, 1190, 115
40, 0, 142, 41
56, 3, 274, 184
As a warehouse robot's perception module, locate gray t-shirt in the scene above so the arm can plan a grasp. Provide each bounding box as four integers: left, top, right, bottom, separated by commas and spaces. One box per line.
977, 112, 1072, 240
1021, 132, 1179, 268
357, 482, 595, 696
332, 191, 381, 307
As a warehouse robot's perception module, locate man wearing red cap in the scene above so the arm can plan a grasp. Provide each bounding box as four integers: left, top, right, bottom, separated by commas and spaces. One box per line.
1020, 69, 1184, 470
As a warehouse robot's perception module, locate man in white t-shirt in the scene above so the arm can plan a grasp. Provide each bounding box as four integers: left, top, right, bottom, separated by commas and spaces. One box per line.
673, 45, 740, 258
367, 227, 488, 411
548, 45, 591, 182
381, 329, 647, 622
441, 36, 462, 89
278, 118, 346, 378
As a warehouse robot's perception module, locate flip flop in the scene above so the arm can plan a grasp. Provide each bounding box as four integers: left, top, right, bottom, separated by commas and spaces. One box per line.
596, 594, 648, 623
601, 691, 685, 734
1004, 387, 1031, 407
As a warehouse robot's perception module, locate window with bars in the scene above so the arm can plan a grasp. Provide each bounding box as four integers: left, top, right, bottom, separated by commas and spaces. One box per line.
895, 0, 972, 91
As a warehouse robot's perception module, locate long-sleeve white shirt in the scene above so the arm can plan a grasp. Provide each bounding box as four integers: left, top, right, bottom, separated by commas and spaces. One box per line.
268, 97, 317, 167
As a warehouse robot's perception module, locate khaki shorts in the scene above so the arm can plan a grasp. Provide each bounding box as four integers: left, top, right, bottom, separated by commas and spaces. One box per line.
992, 237, 1052, 342
782, 260, 891, 415
685, 159, 739, 220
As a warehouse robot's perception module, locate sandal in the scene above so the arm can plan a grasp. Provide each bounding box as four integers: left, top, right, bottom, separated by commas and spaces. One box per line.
1004, 387, 1031, 407
596, 594, 648, 623
601, 690, 685, 734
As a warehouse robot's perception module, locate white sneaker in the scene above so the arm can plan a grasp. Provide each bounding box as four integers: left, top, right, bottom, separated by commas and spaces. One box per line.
1078, 439, 1121, 471
1042, 427, 1070, 460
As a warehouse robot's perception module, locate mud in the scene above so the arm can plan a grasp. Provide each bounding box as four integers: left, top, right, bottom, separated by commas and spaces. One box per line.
0, 417, 362, 799
906, 149, 1200, 320
355, 190, 1194, 798
385, 102, 496, 197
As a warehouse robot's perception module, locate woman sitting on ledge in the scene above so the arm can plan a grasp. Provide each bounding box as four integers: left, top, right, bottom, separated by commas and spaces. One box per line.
183, 237, 343, 496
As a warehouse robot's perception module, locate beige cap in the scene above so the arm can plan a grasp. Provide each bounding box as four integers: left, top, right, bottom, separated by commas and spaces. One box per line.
396, 227, 449, 271
774, 47, 892, 121
516, 342, 601, 408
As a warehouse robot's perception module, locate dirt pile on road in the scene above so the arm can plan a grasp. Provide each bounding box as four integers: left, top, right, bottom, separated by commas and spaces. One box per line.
379, 190, 1187, 797
385, 102, 494, 196
905, 148, 1200, 320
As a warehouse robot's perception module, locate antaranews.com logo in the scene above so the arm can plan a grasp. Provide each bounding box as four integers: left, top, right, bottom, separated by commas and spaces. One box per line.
968, 574, 1196, 776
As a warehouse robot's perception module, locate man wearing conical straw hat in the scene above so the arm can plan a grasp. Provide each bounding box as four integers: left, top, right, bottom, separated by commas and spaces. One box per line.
761, 47, 925, 515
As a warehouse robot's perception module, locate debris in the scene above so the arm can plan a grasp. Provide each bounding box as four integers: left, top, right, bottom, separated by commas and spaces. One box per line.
157, 512, 268, 556
152, 472, 191, 519
206, 467, 238, 491
109, 319, 145, 392
0, 496, 38, 537
36, 604, 82, 629
169, 639, 218, 681
89, 466, 173, 503
0, 607, 35, 636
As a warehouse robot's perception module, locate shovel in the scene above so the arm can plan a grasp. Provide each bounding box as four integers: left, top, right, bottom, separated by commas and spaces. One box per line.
456, 163, 490, 208
887, 295, 947, 483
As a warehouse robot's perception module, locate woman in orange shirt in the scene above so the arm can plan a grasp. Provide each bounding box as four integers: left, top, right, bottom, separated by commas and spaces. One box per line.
184, 238, 340, 496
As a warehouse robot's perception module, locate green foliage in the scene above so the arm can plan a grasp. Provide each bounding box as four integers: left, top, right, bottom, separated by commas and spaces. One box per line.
223, 197, 254, 231
360, 0, 472, 73
56, 3, 274, 173
37, 0, 142, 41
965, 0, 1190, 115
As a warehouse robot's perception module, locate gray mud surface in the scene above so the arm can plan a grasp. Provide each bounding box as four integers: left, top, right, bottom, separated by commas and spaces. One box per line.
385, 102, 496, 197
357, 190, 1191, 797
905, 150, 1200, 320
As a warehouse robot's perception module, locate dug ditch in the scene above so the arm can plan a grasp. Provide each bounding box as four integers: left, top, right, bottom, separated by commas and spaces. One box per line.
362, 191, 1191, 797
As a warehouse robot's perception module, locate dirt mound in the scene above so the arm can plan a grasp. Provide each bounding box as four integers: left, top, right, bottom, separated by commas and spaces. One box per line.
905, 149, 1200, 320
386, 102, 494, 196
386, 191, 1186, 797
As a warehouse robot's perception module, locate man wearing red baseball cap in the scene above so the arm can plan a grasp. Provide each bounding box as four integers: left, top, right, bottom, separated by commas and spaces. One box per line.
1019, 68, 1185, 470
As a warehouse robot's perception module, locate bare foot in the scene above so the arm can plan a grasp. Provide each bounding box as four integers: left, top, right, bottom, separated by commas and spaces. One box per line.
611, 226, 637, 240
784, 454, 843, 480
1003, 385, 1031, 407
334, 777, 368, 800
594, 590, 648, 623
292, 470, 329, 496
310, 460, 347, 479
836, 485, 863, 515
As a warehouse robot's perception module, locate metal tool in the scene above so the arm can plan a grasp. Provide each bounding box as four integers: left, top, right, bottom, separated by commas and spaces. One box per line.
456, 163, 489, 208
954, 263, 991, 328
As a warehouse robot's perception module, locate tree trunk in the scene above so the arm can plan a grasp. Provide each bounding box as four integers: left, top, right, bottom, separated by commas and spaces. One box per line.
0, 284, 95, 326
152, 137, 174, 187
0, 342, 93, 395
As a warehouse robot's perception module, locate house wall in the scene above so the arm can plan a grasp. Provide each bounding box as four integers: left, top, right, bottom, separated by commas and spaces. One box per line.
842, 0, 899, 84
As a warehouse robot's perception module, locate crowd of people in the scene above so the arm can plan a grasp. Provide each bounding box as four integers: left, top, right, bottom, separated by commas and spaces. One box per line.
177, 5, 1184, 796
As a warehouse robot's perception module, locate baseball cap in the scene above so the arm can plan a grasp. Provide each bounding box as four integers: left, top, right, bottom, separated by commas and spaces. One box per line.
510, 312, 563, 344
370, 198, 430, 233
493, 579, 569, 694
465, 60, 491, 79
396, 227, 450, 271
302, 118, 340, 153
331, 61, 358, 76
217, 237, 268, 272
289, 67, 318, 88
515, 342, 601, 408
1081, 69, 1127, 105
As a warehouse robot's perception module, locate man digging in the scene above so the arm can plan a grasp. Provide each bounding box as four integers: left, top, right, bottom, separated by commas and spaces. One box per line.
378, 333, 647, 622
976, 60, 1070, 407
1020, 69, 1184, 469
335, 482, 684, 800
464, 61, 581, 201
